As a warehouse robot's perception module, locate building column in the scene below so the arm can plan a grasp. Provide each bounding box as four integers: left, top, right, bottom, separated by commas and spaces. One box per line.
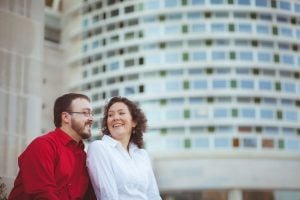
228, 189, 243, 200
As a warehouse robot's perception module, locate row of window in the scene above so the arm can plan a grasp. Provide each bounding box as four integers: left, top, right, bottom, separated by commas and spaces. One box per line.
148, 125, 300, 135
82, 23, 300, 51
83, 77, 300, 96
143, 12, 300, 25
145, 135, 300, 151
141, 97, 300, 108
144, 107, 300, 122
82, 0, 300, 15
82, 50, 300, 70
83, 9, 300, 30
144, 0, 300, 13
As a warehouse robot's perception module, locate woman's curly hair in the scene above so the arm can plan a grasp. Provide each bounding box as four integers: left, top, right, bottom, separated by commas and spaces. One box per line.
101, 96, 147, 148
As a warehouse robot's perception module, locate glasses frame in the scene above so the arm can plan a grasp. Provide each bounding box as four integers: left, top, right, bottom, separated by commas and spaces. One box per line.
66, 111, 94, 117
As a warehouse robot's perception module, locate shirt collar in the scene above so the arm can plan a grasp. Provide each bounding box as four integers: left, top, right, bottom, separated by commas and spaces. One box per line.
56, 128, 85, 149
102, 135, 138, 151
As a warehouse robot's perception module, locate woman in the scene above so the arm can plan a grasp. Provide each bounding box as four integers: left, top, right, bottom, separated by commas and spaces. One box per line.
87, 96, 161, 200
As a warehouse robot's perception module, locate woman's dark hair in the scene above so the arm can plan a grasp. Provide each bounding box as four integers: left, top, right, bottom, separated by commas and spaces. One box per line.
53, 93, 90, 128
101, 96, 147, 148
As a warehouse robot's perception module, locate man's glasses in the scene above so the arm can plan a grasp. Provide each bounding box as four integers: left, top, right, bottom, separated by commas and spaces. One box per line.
67, 111, 94, 117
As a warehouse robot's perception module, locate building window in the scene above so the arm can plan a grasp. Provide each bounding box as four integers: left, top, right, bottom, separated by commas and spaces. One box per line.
125, 5, 134, 13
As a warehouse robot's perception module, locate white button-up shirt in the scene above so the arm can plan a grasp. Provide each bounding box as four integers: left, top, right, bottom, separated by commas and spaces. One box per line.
87, 135, 162, 200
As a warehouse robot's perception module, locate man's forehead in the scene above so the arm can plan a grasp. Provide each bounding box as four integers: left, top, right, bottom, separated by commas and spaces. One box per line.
71, 98, 91, 107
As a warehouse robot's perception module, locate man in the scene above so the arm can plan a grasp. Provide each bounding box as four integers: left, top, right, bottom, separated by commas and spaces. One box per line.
8, 93, 95, 199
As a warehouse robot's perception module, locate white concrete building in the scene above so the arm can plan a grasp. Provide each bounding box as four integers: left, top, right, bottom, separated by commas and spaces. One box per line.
0, 0, 44, 191
67, 0, 300, 199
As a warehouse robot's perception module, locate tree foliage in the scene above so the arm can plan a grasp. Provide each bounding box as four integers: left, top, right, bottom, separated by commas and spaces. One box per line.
0, 177, 8, 200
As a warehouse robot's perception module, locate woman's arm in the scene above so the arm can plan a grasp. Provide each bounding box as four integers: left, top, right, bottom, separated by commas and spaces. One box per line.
87, 141, 119, 200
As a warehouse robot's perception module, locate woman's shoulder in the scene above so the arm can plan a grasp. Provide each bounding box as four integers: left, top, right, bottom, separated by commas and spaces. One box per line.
87, 139, 108, 152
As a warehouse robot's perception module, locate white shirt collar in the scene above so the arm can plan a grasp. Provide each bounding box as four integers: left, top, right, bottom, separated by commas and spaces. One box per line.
102, 135, 138, 151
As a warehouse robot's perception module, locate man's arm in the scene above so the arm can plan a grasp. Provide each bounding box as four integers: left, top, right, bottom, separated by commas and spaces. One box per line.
19, 138, 60, 200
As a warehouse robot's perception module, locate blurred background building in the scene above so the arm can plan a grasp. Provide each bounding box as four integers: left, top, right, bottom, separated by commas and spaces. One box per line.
1, 0, 300, 200
0, 0, 44, 192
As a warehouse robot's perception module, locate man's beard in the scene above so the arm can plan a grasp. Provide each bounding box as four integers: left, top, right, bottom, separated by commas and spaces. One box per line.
71, 119, 92, 140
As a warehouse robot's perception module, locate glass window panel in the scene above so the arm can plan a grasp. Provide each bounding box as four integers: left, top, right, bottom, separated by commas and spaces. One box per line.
260, 109, 274, 119
279, 1, 291, 10
191, 109, 209, 119
258, 52, 271, 62
124, 86, 135, 95
280, 27, 293, 37
211, 0, 224, 5
165, 53, 180, 63
189, 97, 204, 104
166, 109, 182, 120
192, 80, 207, 89
167, 69, 183, 76
215, 68, 230, 74
143, 16, 156, 23
191, 24, 206, 33
218, 126, 233, 133
169, 98, 184, 105
187, 12, 204, 19
259, 81, 272, 90
146, 54, 160, 64
286, 140, 299, 150
296, 29, 300, 39
281, 99, 293, 106
263, 98, 276, 104
260, 41, 273, 49
166, 81, 181, 91
277, 15, 288, 23
192, 52, 206, 61
214, 138, 230, 148
108, 61, 119, 71
237, 0, 250, 5
243, 138, 257, 148
236, 68, 250, 75
262, 127, 278, 134
194, 138, 209, 148
211, 23, 226, 32
260, 14, 272, 21
168, 13, 182, 20
145, 0, 160, 10
282, 55, 295, 65
191, 0, 205, 5
238, 23, 252, 33
145, 27, 160, 38
166, 138, 182, 149
212, 51, 226, 60
188, 68, 203, 75
262, 139, 274, 148
255, 0, 267, 7
241, 108, 255, 118
239, 51, 253, 61
256, 25, 269, 34
165, 0, 178, 7
283, 83, 296, 93
241, 80, 254, 89
284, 111, 297, 122
213, 79, 227, 89
213, 108, 228, 118
295, 3, 300, 13
165, 25, 180, 35
146, 83, 163, 93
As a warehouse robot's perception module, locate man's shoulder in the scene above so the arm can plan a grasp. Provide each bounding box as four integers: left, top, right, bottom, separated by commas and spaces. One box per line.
29, 130, 60, 148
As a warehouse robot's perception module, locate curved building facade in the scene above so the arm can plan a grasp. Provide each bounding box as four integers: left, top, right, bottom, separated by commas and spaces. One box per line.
66, 0, 300, 199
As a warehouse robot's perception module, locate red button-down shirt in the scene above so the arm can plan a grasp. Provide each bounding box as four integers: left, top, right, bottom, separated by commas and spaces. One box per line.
8, 128, 93, 200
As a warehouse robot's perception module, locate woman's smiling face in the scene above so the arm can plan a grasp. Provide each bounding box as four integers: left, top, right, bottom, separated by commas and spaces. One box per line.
107, 102, 136, 141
